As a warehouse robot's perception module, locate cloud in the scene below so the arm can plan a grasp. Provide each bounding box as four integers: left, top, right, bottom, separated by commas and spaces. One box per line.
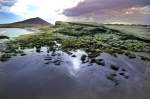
64, 0, 150, 16
63, 0, 150, 24
8, 0, 83, 24
0, 0, 16, 12
0, 0, 149, 24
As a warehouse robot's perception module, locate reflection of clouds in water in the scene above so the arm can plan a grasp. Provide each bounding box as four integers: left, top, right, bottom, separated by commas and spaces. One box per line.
71, 57, 81, 70
0, 28, 33, 38
0, 30, 7, 35
70, 50, 87, 70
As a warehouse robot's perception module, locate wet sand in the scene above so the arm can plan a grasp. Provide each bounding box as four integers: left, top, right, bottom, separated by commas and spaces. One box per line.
0, 51, 150, 99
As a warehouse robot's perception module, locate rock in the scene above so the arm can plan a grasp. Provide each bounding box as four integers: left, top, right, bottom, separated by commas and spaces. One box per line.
111, 73, 117, 77
106, 73, 119, 86
90, 58, 105, 66
119, 73, 125, 76
119, 72, 129, 79
0, 35, 9, 39
45, 62, 50, 64
81, 54, 87, 63
124, 52, 130, 56
117, 50, 124, 54
112, 53, 118, 58
51, 52, 56, 56
96, 59, 105, 66
140, 56, 150, 61
122, 69, 127, 72
124, 76, 129, 79
66, 51, 73, 55
20, 53, 26, 56
53, 60, 61, 65
36, 46, 41, 53
0, 53, 11, 62
128, 54, 136, 59
90, 58, 96, 63
71, 55, 76, 57
44, 57, 52, 60
110, 65, 119, 71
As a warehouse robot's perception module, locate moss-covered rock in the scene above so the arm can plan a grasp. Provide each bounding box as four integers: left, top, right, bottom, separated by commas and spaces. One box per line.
0, 53, 12, 62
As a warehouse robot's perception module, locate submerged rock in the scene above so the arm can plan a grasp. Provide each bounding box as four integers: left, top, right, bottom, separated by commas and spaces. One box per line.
36, 46, 41, 53
71, 55, 76, 57
51, 52, 57, 56
20, 53, 26, 56
122, 69, 127, 72
106, 73, 119, 86
119, 72, 129, 79
44, 56, 52, 60
90, 58, 105, 66
110, 65, 119, 71
81, 54, 87, 63
44, 62, 50, 64
67, 51, 73, 55
53, 60, 61, 65
112, 53, 118, 58
140, 56, 150, 61
96, 59, 105, 66
128, 54, 136, 59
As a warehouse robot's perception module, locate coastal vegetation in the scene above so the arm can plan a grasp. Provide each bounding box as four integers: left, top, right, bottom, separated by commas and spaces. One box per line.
0, 21, 150, 62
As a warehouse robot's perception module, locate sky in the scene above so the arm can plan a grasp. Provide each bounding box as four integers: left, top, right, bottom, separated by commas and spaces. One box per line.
0, 0, 150, 24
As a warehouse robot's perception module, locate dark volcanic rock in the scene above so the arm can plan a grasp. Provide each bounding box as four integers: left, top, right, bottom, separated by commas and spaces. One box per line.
90, 58, 105, 66
81, 54, 87, 63
71, 55, 76, 57
119, 72, 129, 79
122, 69, 127, 72
0, 35, 9, 39
128, 54, 136, 59
140, 56, 150, 61
110, 65, 119, 71
20, 53, 26, 56
106, 73, 119, 86
53, 60, 61, 65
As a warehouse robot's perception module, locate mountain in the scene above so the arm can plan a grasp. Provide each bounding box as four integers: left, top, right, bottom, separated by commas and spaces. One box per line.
0, 17, 51, 28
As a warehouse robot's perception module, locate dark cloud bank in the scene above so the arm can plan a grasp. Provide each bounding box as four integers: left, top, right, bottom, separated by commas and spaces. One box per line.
64, 0, 150, 24
64, 0, 150, 16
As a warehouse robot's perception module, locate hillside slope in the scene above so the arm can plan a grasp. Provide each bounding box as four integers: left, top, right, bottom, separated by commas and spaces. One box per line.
0, 17, 51, 28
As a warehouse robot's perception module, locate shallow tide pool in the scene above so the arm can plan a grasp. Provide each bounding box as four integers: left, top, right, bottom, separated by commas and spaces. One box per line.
0, 28, 33, 38
0, 47, 150, 99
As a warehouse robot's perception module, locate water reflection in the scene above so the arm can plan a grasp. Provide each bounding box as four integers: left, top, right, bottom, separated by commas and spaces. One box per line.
0, 46, 150, 99
69, 50, 87, 70
0, 28, 33, 38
